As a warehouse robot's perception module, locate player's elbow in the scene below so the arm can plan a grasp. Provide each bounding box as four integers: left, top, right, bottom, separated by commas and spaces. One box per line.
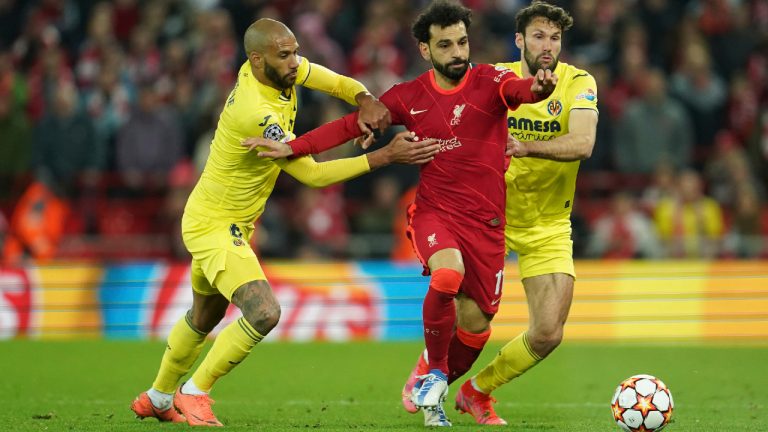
576, 137, 596, 160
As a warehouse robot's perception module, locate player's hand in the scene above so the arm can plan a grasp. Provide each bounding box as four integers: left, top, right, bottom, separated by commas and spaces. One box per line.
507, 134, 527, 157
531, 69, 557, 96
241, 137, 294, 158
354, 133, 375, 149
357, 95, 391, 144
385, 131, 440, 165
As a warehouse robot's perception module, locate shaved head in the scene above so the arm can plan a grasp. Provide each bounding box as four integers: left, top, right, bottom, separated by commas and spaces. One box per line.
244, 18, 294, 54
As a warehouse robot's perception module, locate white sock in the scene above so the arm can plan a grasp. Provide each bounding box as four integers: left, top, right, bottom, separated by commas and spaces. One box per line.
147, 388, 173, 410
470, 377, 488, 394
181, 379, 208, 396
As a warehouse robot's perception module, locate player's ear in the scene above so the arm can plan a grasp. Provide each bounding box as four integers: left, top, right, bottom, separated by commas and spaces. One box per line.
514, 32, 524, 50
249, 51, 263, 68
418, 42, 431, 61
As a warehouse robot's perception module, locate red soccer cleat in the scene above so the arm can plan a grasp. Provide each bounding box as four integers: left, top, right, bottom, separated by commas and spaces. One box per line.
402, 349, 430, 413
455, 379, 508, 425
174, 386, 224, 427
130, 391, 186, 423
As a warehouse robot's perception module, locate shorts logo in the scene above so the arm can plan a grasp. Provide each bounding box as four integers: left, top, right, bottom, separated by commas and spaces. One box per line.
547, 99, 562, 116
491, 298, 501, 305
427, 233, 438, 247
450, 104, 466, 126
230, 224, 245, 246
263, 123, 285, 141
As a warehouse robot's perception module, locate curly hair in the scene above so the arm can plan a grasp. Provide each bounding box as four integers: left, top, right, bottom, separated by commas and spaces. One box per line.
515, 0, 573, 35
411, 1, 472, 44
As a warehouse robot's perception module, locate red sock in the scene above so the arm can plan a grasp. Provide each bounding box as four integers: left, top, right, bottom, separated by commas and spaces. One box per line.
447, 326, 491, 384
422, 268, 463, 374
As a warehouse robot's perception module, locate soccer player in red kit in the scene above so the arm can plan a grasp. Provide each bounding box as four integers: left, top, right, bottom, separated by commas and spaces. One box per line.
245, 1, 556, 426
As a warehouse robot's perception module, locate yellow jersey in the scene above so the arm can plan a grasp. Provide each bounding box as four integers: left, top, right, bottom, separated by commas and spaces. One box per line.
185, 58, 369, 225
496, 61, 598, 228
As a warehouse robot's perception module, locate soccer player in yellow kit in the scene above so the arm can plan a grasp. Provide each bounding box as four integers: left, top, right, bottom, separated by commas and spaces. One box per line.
129, 18, 438, 427
452, 2, 600, 425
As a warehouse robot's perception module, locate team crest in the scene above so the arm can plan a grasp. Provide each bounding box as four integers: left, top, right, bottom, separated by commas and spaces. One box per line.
263, 123, 285, 141
450, 104, 466, 126
427, 233, 438, 247
547, 99, 563, 116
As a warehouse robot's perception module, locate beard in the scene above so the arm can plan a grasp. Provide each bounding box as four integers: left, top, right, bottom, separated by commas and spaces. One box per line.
523, 45, 559, 76
265, 61, 296, 89
432, 57, 470, 81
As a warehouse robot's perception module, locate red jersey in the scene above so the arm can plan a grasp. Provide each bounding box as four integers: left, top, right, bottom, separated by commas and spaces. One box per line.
290, 63, 544, 229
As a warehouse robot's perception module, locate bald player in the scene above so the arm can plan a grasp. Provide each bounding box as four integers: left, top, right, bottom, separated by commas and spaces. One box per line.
129, 19, 438, 427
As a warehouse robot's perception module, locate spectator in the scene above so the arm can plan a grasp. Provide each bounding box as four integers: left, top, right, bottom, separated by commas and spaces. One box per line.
615, 68, 694, 174
654, 170, 724, 258
0, 88, 31, 201
115, 83, 184, 193
723, 186, 765, 258
351, 175, 400, 258
586, 192, 661, 259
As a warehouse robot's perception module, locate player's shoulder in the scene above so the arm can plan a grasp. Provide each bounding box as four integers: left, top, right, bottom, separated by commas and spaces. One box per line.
557, 62, 596, 85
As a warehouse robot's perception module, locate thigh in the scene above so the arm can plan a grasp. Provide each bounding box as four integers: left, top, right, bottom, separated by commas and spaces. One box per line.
456, 226, 506, 315
509, 220, 575, 280
183, 215, 266, 301
406, 205, 461, 275
522, 273, 574, 330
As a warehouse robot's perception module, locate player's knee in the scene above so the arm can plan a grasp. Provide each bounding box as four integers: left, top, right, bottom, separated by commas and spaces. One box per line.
187, 308, 224, 334
430, 268, 463, 295
529, 326, 564, 356
242, 300, 281, 335
233, 281, 282, 335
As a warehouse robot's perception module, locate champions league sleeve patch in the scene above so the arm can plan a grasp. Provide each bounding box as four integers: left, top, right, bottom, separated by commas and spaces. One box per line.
263, 123, 285, 141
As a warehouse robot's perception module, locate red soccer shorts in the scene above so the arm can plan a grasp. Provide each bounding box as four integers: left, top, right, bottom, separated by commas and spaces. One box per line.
406, 204, 506, 315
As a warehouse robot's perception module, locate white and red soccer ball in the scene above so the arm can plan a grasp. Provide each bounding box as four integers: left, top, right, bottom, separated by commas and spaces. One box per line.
611, 374, 674, 431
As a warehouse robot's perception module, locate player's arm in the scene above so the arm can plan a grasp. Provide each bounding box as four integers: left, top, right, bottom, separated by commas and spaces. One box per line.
511, 108, 598, 161
300, 59, 391, 136
274, 131, 438, 187
499, 69, 557, 110
242, 111, 362, 157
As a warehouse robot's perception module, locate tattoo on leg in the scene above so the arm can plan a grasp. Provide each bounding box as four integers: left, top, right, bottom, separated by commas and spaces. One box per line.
232, 280, 281, 335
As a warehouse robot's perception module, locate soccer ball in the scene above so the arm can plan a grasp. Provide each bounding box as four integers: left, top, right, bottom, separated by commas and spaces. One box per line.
610, 374, 673, 431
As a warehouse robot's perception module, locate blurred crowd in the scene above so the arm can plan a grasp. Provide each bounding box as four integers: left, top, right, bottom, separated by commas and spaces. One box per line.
1, 0, 767, 263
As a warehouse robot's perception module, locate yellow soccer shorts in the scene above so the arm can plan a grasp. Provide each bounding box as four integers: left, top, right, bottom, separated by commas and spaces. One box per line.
181, 213, 266, 301
505, 218, 575, 280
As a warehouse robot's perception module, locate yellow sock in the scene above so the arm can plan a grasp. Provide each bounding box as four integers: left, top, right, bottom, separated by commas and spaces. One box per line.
190, 317, 264, 392
152, 314, 208, 393
474, 332, 542, 394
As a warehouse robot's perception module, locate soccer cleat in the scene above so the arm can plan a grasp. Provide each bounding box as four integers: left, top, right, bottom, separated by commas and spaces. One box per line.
454, 379, 507, 425
173, 386, 224, 427
402, 349, 430, 413
411, 369, 448, 408
130, 391, 186, 423
423, 399, 452, 427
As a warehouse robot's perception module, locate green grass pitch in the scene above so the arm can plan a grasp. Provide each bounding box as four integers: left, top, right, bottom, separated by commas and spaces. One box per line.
1, 340, 766, 431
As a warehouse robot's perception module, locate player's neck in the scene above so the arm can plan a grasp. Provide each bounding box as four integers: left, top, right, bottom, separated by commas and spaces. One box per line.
520, 61, 533, 78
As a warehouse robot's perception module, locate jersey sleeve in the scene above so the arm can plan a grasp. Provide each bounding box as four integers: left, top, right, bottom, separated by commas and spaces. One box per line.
245, 108, 293, 142
499, 75, 544, 111
299, 57, 367, 106
378, 85, 404, 125
288, 112, 361, 156
275, 154, 370, 187
564, 72, 598, 112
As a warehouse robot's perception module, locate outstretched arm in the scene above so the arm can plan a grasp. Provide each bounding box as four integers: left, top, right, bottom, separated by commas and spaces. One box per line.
242, 111, 362, 158
500, 69, 557, 110
509, 109, 598, 161
274, 131, 439, 188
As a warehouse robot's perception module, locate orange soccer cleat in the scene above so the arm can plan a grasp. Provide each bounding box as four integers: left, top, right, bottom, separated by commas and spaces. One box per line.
130, 391, 186, 423
454, 379, 508, 425
174, 386, 224, 427
401, 349, 430, 413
